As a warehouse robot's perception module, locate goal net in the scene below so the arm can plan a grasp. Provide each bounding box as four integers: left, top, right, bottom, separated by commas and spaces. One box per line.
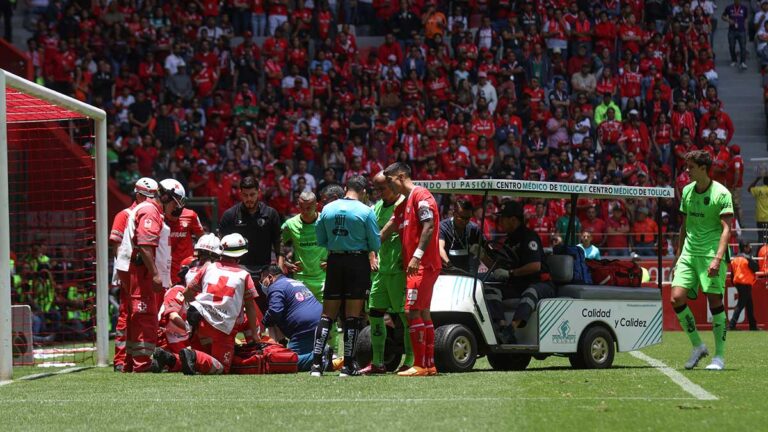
0, 69, 109, 380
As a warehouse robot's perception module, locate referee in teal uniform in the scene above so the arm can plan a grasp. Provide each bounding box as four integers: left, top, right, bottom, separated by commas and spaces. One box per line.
309, 175, 381, 377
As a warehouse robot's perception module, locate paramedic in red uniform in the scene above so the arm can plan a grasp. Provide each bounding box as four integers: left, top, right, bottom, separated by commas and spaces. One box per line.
110, 177, 158, 372
114, 186, 171, 373
382, 162, 441, 377
159, 179, 205, 284
178, 234, 262, 375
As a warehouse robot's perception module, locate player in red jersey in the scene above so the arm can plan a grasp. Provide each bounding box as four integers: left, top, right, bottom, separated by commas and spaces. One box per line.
152, 234, 222, 373
110, 177, 158, 372
176, 234, 262, 375
159, 179, 205, 285
382, 163, 441, 377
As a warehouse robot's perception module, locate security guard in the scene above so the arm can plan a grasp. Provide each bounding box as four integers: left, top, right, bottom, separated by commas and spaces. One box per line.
482, 201, 555, 344
219, 176, 283, 276
309, 175, 381, 377
729, 242, 758, 330
439, 199, 482, 273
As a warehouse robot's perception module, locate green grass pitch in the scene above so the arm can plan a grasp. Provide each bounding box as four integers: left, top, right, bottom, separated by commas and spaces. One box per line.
1, 331, 766, 431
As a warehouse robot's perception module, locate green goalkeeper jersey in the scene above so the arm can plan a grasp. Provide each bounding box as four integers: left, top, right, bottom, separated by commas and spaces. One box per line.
679, 180, 734, 259
281, 214, 327, 280
374, 195, 405, 274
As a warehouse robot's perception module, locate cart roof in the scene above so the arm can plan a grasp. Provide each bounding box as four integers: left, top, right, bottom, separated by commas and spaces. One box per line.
413, 179, 674, 199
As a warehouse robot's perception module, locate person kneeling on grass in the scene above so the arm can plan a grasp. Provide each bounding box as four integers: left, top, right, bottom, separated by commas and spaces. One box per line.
154, 233, 262, 375
258, 265, 323, 372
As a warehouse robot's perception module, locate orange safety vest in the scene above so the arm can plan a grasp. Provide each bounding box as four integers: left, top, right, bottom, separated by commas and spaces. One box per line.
758, 245, 768, 273
731, 256, 756, 286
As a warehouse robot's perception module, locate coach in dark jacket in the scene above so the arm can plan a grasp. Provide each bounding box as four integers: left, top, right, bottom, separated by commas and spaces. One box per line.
260, 266, 322, 371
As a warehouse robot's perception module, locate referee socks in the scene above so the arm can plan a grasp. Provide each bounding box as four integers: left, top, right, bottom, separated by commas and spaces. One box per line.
312, 316, 334, 367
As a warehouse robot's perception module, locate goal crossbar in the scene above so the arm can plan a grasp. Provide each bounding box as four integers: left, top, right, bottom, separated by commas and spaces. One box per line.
0, 69, 109, 380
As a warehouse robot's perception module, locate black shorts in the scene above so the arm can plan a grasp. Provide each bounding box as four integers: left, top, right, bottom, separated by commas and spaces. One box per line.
325, 253, 371, 300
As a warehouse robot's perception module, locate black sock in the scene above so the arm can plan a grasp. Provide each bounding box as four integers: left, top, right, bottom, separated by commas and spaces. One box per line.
343, 316, 362, 365
312, 316, 333, 366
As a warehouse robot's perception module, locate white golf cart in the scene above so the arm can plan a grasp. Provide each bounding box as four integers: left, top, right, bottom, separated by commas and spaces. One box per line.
358, 179, 670, 372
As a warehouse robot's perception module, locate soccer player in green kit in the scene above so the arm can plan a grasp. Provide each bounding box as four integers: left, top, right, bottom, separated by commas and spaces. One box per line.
280, 192, 327, 300
358, 172, 414, 374
672, 150, 733, 371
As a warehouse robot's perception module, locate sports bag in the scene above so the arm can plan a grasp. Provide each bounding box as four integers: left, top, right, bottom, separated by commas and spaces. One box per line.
586, 259, 642, 287
263, 344, 299, 374
230, 341, 298, 374
554, 245, 593, 284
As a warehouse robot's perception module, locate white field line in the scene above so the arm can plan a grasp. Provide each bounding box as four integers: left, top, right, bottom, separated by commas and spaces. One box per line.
630, 351, 718, 401
4, 366, 92, 384
0, 396, 698, 404
0, 381, 11, 387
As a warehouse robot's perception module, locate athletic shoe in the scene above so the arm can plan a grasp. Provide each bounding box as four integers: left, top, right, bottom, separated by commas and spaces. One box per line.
731, 62, 737, 67
684, 344, 709, 370
740, 62, 748, 70
501, 325, 517, 344
152, 348, 176, 373
396, 365, 412, 373
427, 366, 438, 376
339, 363, 361, 377
309, 363, 324, 377
705, 356, 725, 371
397, 366, 429, 376
358, 364, 387, 375
179, 348, 197, 375
113, 364, 124, 373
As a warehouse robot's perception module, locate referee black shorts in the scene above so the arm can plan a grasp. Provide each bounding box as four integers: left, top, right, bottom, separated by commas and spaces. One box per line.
325, 253, 371, 301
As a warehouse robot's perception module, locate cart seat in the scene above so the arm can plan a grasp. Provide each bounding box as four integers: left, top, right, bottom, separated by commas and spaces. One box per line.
556, 284, 661, 301
485, 287, 521, 311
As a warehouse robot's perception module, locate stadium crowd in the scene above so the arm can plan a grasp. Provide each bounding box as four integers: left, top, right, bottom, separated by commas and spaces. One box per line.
18, 0, 750, 256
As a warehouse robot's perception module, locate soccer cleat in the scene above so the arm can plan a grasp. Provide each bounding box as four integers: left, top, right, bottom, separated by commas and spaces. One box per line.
358, 364, 387, 375
309, 363, 324, 377
331, 356, 344, 371
397, 366, 429, 377
427, 366, 438, 376
113, 364, 124, 373
152, 348, 176, 373
179, 348, 197, 375
396, 364, 412, 373
704, 356, 725, 371
684, 344, 709, 370
338, 362, 361, 377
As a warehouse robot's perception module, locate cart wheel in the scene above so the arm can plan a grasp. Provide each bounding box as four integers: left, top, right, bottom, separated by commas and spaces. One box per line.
356, 325, 404, 371
487, 353, 532, 371
434, 324, 477, 373
573, 326, 615, 369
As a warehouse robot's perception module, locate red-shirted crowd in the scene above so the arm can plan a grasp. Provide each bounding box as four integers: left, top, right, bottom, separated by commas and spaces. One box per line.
23, 0, 747, 256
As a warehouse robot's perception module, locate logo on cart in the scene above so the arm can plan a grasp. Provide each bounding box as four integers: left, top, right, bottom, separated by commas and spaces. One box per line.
552, 320, 576, 344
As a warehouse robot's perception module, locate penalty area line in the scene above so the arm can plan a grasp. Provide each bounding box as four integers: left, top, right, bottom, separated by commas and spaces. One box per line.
630, 351, 718, 401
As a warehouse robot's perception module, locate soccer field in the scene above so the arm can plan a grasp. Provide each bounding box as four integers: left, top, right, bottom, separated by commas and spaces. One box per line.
1, 332, 765, 431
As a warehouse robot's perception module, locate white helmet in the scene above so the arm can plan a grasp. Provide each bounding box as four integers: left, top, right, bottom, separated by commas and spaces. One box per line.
159, 179, 186, 206
220, 234, 248, 258
195, 233, 221, 256
134, 177, 159, 198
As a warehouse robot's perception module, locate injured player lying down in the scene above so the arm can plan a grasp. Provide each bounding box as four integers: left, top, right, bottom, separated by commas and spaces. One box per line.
153, 233, 262, 375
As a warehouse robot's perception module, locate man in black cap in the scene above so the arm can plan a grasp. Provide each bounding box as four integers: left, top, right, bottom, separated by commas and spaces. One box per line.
480, 201, 555, 344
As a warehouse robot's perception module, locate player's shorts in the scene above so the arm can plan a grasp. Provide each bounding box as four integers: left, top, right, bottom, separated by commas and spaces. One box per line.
369, 271, 406, 312
405, 267, 440, 311
295, 274, 326, 303
671, 254, 726, 300
325, 253, 371, 301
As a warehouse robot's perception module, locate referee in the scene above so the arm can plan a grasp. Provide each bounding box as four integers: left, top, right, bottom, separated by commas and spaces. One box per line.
310, 175, 381, 377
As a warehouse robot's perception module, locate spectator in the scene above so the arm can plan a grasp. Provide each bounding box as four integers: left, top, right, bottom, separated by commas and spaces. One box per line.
748, 176, 768, 243
722, 0, 748, 69
578, 232, 601, 260
632, 207, 659, 256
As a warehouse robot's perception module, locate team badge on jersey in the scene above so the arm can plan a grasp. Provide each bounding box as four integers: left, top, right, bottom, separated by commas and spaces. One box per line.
295, 292, 305, 301
529, 241, 538, 251
144, 219, 153, 229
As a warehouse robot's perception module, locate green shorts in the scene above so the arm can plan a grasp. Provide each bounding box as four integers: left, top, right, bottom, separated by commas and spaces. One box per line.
295, 275, 326, 303
671, 254, 726, 299
369, 271, 406, 312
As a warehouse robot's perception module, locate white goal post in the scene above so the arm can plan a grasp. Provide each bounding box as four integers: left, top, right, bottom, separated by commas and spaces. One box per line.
0, 69, 109, 380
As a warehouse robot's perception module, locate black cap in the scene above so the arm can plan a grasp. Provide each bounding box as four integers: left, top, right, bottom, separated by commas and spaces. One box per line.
496, 201, 524, 219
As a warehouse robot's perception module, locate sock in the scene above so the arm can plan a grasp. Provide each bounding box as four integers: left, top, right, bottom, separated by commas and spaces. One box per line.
400, 313, 414, 366
711, 306, 727, 358
311, 316, 333, 366
674, 304, 703, 347
408, 318, 425, 368
369, 315, 386, 366
424, 321, 435, 369
343, 317, 361, 366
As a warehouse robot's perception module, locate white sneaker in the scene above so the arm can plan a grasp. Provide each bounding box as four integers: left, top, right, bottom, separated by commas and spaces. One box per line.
731, 62, 737, 67
705, 356, 725, 371
684, 344, 709, 370
740, 62, 748, 70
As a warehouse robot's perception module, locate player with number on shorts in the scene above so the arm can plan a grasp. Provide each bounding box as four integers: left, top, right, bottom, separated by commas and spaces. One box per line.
382, 162, 441, 377
671, 150, 733, 371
